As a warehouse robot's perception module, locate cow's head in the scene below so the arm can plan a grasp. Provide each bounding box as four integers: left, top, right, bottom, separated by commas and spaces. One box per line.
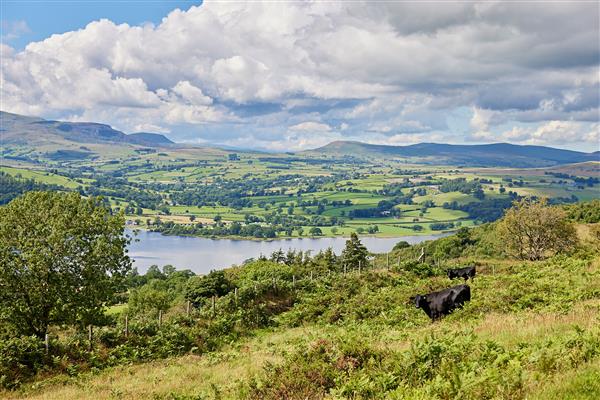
413, 295, 426, 308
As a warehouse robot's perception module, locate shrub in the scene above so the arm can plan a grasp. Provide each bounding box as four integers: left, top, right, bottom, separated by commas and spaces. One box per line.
0, 336, 46, 389
185, 270, 233, 306
395, 261, 442, 278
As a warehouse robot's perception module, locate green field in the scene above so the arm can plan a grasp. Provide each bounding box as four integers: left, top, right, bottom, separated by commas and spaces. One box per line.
2, 150, 598, 239
0, 166, 88, 189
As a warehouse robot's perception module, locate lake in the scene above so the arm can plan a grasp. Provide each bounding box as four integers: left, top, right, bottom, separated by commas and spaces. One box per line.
127, 230, 448, 274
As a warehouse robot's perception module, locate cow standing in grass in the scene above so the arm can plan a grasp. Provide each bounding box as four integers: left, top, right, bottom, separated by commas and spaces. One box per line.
414, 284, 471, 321
447, 266, 476, 281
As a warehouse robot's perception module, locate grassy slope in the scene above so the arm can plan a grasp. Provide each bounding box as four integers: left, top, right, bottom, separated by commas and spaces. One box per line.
0, 166, 86, 189
7, 246, 600, 399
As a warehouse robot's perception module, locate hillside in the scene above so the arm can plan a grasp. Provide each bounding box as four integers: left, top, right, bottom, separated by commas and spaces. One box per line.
127, 132, 174, 146
3, 112, 599, 169
308, 140, 599, 168
0, 111, 173, 147
2, 204, 599, 399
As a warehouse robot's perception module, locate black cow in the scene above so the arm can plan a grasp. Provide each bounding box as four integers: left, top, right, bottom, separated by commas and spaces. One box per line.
447, 266, 476, 281
414, 284, 471, 321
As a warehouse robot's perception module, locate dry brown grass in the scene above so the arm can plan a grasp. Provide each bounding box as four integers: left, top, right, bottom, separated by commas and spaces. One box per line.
2, 327, 316, 400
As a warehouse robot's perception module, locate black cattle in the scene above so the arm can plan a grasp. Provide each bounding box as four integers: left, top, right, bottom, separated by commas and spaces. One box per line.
413, 284, 471, 321
447, 266, 476, 281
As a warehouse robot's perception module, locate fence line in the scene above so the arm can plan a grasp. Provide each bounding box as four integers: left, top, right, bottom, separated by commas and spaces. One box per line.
85, 259, 396, 345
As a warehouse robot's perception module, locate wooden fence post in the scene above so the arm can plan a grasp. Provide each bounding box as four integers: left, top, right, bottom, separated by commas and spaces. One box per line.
344, 264, 347, 275
310, 271, 313, 281
234, 287, 238, 304
387, 253, 389, 269
292, 275, 296, 288
125, 315, 129, 337
358, 261, 361, 275
45, 333, 49, 354
88, 325, 93, 351
186, 300, 191, 316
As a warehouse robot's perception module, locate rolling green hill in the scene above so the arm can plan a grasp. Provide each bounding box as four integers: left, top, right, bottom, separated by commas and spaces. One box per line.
2, 111, 598, 169
0, 111, 173, 147
309, 140, 599, 168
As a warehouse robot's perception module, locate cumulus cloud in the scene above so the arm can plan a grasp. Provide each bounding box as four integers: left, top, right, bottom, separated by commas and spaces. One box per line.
1, 1, 598, 150
471, 120, 599, 147
289, 121, 332, 132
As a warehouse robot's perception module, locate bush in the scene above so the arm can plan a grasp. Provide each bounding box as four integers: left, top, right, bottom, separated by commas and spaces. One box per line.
185, 270, 233, 306
0, 336, 46, 389
395, 261, 442, 278
393, 240, 410, 251
128, 280, 174, 314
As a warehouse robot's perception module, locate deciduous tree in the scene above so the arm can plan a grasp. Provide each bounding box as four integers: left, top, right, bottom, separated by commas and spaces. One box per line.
0, 192, 131, 337
497, 198, 577, 261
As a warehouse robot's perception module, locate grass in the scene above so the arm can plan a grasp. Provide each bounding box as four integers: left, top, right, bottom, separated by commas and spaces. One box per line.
7, 247, 599, 399
528, 360, 600, 400
0, 166, 86, 189
11, 299, 599, 399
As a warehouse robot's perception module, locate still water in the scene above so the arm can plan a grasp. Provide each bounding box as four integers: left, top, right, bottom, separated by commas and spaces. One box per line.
128, 230, 448, 274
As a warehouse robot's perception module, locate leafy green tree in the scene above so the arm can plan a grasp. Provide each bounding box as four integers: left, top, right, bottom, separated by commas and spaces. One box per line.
162, 265, 176, 277
128, 280, 173, 314
309, 227, 323, 236
0, 192, 130, 337
145, 265, 166, 281
497, 198, 577, 260
185, 270, 232, 306
341, 232, 369, 270
393, 241, 410, 251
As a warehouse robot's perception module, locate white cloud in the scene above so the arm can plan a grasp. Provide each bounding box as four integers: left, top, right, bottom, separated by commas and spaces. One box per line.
0, 1, 597, 149
471, 120, 599, 147
132, 123, 170, 134
470, 107, 495, 134
288, 121, 332, 132
172, 81, 213, 106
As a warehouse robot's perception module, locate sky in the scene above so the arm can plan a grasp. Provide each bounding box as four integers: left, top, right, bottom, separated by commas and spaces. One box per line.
1, 0, 599, 152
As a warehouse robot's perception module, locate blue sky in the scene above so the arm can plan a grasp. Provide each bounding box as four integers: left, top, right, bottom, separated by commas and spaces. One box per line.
1, 1, 598, 151
2, 1, 201, 49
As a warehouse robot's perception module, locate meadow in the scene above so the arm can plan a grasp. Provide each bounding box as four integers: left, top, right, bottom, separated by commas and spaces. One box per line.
2, 148, 597, 239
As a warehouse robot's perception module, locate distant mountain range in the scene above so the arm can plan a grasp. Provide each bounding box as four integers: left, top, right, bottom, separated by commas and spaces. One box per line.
308, 141, 599, 168
1, 111, 598, 168
0, 111, 173, 148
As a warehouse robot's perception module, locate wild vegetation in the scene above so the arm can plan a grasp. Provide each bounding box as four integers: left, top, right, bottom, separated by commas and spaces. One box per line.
1, 194, 598, 399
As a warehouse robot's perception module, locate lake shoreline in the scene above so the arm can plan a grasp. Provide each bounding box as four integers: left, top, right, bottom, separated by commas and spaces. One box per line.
127, 230, 450, 274
128, 226, 456, 242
